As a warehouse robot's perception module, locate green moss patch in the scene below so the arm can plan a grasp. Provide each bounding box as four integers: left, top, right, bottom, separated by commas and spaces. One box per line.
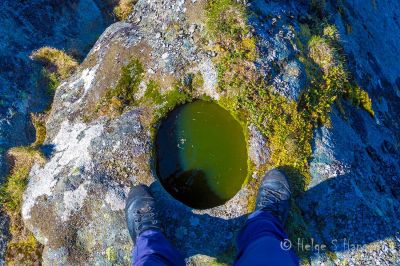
299, 24, 374, 126
96, 59, 144, 116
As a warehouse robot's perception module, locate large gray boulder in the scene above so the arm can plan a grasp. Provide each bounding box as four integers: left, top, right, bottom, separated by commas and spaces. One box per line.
22, 1, 253, 264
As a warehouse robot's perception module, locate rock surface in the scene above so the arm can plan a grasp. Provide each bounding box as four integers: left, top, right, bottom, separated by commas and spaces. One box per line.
249, 0, 307, 101
248, 124, 270, 168
22, 1, 252, 264
0, 0, 114, 179
7, 0, 400, 265
299, 0, 400, 264
0, 0, 114, 263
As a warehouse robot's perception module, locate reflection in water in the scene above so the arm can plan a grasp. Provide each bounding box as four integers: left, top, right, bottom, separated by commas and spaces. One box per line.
164, 169, 224, 209
155, 100, 248, 209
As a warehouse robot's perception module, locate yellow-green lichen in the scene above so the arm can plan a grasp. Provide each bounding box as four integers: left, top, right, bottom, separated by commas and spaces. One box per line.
192, 72, 205, 90
31, 47, 78, 93
106, 246, 117, 262
299, 24, 374, 126
31, 114, 47, 149
114, 0, 136, 20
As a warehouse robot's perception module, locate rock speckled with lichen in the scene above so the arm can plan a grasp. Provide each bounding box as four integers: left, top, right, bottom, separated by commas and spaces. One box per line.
0, 1, 114, 263
22, 0, 251, 264
10, 0, 400, 265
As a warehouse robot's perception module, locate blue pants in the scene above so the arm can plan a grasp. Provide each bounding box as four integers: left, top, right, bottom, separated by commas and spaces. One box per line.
132, 210, 299, 266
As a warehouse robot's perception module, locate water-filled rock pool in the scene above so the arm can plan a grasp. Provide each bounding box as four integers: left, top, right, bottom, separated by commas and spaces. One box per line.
155, 100, 248, 209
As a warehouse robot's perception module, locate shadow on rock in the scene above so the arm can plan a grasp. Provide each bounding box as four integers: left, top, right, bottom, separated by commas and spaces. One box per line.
297, 107, 400, 256
149, 181, 247, 264
39, 144, 56, 159
147, 160, 400, 262
298, 172, 400, 253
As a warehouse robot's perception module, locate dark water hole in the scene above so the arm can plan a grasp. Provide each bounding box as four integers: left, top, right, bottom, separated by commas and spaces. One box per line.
155, 100, 248, 209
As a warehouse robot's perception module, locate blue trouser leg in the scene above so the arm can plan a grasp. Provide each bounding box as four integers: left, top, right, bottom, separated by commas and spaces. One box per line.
132, 230, 185, 266
234, 210, 299, 266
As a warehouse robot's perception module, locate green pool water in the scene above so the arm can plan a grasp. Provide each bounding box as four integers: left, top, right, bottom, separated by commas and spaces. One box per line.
155, 100, 248, 209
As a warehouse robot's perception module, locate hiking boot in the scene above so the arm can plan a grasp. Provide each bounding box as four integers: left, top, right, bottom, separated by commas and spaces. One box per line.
255, 169, 291, 224
125, 184, 162, 242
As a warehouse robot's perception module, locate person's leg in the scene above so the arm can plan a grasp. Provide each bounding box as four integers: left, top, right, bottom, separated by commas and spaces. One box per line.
234, 210, 298, 266
234, 169, 299, 266
125, 185, 185, 266
133, 229, 185, 266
